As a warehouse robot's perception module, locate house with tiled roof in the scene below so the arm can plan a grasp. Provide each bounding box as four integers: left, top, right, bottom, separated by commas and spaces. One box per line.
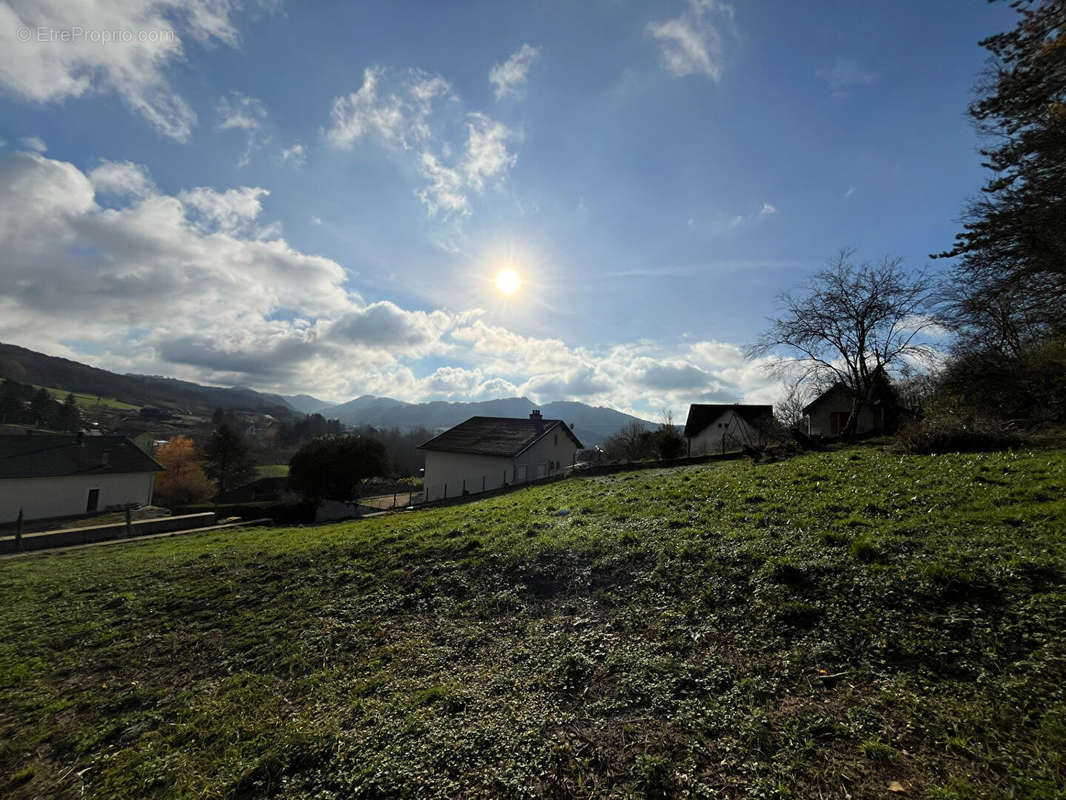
417, 410, 583, 501
0, 434, 163, 523
683, 404, 774, 456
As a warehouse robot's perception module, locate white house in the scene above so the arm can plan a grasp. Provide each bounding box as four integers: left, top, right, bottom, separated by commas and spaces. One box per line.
418, 411, 583, 501
683, 404, 774, 455
0, 434, 163, 523
802, 372, 898, 437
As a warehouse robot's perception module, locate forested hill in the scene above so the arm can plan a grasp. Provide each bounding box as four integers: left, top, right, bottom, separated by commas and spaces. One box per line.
0, 342, 293, 416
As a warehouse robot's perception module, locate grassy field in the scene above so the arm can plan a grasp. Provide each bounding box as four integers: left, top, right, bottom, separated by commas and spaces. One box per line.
39, 385, 142, 412
1, 446, 1064, 799
256, 464, 291, 479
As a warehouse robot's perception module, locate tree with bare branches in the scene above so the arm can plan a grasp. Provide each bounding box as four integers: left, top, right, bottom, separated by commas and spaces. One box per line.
749, 250, 938, 438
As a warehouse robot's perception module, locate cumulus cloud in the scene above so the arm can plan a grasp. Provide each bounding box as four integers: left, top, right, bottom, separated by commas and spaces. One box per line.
760, 202, 777, 216
177, 186, 271, 233
632, 359, 715, 391
20, 135, 46, 152
327, 301, 452, 353
327, 66, 518, 217
646, 0, 732, 80
0, 0, 256, 140
88, 160, 155, 197
489, 43, 540, 100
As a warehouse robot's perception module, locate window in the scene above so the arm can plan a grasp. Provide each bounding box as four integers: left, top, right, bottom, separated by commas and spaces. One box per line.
554, 434, 558, 445
86, 488, 100, 513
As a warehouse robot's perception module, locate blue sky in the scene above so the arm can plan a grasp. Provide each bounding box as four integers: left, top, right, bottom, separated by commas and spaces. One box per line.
0, 0, 1014, 416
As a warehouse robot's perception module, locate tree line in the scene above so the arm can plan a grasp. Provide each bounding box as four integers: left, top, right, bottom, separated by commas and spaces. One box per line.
1, 379, 81, 432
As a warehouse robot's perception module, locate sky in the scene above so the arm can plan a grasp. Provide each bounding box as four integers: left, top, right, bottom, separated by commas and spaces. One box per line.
0, 0, 1016, 418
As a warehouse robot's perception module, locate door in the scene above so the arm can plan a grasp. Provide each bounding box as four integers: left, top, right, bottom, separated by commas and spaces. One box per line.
830, 412, 850, 436
86, 488, 100, 513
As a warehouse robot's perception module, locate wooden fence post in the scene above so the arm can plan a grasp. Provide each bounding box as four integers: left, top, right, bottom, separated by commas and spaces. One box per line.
15, 508, 23, 552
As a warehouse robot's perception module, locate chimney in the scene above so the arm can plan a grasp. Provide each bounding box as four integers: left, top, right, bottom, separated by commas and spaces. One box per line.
530, 409, 543, 435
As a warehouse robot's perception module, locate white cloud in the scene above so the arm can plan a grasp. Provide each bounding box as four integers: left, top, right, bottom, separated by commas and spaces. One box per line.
88, 160, 155, 197
217, 92, 266, 131
760, 202, 777, 216
461, 112, 518, 190
216, 92, 268, 166
0, 0, 253, 140
416, 151, 468, 216
326, 66, 450, 151
280, 142, 306, 167
20, 135, 46, 152
844, 186, 856, 199
177, 186, 271, 233
327, 66, 519, 218
817, 58, 880, 97
646, 0, 732, 80
489, 43, 540, 100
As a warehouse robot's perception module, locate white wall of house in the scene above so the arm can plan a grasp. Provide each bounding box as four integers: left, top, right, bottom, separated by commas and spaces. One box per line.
515, 427, 579, 479
688, 410, 761, 456
422, 451, 512, 501
805, 387, 882, 436
0, 471, 156, 523
422, 425, 580, 502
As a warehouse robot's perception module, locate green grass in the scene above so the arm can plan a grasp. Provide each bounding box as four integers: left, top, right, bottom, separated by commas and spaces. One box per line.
1, 446, 1064, 799
38, 385, 142, 411
255, 464, 290, 478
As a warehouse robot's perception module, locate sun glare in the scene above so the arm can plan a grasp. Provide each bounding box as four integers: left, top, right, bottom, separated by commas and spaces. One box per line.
496, 268, 521, 295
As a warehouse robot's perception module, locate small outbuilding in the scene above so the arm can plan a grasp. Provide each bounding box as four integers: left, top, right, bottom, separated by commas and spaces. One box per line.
802, 372, 899, 437
418, 411, 583, 501
683, 404, 774, 456
0, 434, 163, 523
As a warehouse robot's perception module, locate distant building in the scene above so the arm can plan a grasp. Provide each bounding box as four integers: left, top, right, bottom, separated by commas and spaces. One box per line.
802, 371, 899, 437
0, 434, 163, 523
417, 410, 583, 501
683, 404, 774, 455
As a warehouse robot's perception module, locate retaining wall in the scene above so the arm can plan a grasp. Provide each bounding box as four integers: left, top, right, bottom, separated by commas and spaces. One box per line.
0, 512, 217, 554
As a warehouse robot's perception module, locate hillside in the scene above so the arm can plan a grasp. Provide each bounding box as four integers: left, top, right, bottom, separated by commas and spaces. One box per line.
0, 343, 294, 416
2, 446, 1064, 799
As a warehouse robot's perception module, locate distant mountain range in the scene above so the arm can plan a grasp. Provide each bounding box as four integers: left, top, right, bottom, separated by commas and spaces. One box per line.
313, 395, 652, 446
0, 342, 651, 445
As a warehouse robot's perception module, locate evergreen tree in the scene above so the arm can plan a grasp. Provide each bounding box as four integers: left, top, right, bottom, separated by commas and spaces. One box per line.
58, 393, 81, 432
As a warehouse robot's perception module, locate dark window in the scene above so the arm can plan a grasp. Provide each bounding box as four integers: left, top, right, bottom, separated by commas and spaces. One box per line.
86, 488, 100, 513
554, 434, 558, 445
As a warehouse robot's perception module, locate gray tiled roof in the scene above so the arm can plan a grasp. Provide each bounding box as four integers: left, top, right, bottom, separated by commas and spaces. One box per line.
0, 435, 163, 479
683, 404, 774, 438
417, 416, 583, 457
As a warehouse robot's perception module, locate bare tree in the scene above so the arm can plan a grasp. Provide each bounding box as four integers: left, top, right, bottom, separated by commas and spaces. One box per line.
749, 250, 938, 438
603, 421, 654, 462
774, 374, 812, 431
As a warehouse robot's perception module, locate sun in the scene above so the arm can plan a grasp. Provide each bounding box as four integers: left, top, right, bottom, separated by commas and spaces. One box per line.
495, 268, 521, 295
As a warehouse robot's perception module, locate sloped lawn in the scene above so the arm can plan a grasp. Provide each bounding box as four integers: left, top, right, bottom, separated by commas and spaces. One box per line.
1, 446, 1064, 799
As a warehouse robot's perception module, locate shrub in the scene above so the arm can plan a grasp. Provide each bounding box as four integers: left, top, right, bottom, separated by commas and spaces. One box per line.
895, 401, 1023, 454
